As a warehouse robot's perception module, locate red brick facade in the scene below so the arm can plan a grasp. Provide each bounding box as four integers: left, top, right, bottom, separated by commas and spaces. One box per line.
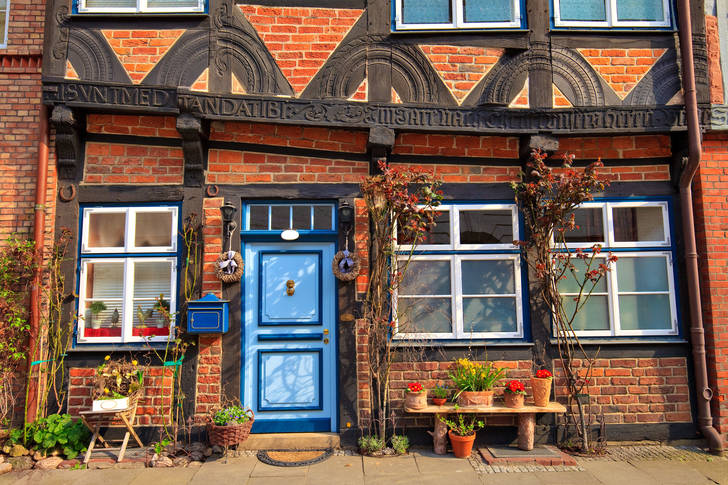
84, 142, 184, 185
577, 49, 667, 98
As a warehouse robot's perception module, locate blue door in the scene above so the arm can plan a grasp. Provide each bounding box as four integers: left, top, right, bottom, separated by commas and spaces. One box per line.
243, 242, 337, 433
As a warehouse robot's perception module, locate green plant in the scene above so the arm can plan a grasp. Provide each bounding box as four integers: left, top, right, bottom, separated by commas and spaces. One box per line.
440, 411, 484, 437
390, 434, 410, 454
88, 301, 107, 315
449, 358, 506, 399
9, 414, 90, 459
153, 438, 171, 455
212, 405, 252, 426
358, 435, 385, 454
94, 357, 144, 399
432, 384, 449, 399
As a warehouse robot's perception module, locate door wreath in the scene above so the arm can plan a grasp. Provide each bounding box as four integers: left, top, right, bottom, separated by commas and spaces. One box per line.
216, 250, 244, 283
332, 232, 360, 281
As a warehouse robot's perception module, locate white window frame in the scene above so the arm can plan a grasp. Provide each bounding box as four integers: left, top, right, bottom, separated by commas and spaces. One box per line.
394, 203, 523, 340
555, 200, 678, 337
81, 206, 178, 254
394, 0, 522, 30
553, 0, 671, 28
0, 0, 8, 49
77, 0, 204, 14
244, 203, 336, 232
77, 257, 178, 344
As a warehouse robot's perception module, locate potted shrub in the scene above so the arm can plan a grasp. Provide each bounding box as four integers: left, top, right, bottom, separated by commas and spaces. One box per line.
404, 382, 427, 409
531, 369, 553, 407
503, 380, 526, 409
153, 295, 170, 328
207, 404, 255, 447
440, 411, 484, 458
87, 301, 106, 329
450, 358, 506, 406
431, 384, 449, 406
92, 356, 144, 412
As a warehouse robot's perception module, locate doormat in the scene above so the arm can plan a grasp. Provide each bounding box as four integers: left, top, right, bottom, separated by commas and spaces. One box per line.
256, 449, 332, 467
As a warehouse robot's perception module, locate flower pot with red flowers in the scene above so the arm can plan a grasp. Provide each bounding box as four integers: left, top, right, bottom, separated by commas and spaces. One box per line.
503, 380, 526, 409
440, 412, 484, 459
450, 358, 505, 407
405, 382, 427, 409
431, 384, 449, 406
531, 369, 553, 407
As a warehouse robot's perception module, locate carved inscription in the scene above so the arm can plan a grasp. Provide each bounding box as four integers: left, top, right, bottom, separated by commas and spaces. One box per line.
44, 81, 177, 112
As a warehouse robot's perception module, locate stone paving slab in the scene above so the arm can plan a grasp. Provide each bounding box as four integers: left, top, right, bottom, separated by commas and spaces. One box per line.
685, 460, 728, 484
306, 455, 363, 485
126, 467, 199, 485
189, 457, 257, 484
578, 460, 662, 485
412, 450, 478, 476
250, 460, 308, 477
631, 461, 718, 485
362, 454, 420, 477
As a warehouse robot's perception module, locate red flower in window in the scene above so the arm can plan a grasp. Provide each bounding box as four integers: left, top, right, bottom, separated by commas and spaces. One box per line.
535, 369, 553, 379
407, 382, 424, 393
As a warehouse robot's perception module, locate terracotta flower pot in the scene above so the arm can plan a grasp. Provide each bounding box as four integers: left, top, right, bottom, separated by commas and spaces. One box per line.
432, 397, 447, 406
448, 430, 476, 458
405, 391, 427, 410
458, 390, 494, 406
531, 377, 552, 407
504, 392, 525, 409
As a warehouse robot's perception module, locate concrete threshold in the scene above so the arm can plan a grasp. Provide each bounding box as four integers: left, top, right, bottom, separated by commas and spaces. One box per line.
238, 432, 340, 450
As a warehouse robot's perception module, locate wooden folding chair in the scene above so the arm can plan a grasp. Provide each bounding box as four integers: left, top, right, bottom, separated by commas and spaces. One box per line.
80, 397, 144, 463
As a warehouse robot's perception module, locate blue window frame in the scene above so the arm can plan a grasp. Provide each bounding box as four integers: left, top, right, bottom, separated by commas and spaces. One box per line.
76, 205, 180, 344
393, 0, 525, 31
0, 0, 9, 48
552, 0, 672, 29
556, 199, 679, 337
394, 203, 526, 340
243, 202, 337, 238
73, 0, 206, 15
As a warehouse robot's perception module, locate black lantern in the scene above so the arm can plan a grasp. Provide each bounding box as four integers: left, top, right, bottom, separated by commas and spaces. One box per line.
339, 201, 354, 226
220, 201, 237, 225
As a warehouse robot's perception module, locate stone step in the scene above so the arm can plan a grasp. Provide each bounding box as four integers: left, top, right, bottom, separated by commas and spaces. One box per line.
239, 432, 340, 450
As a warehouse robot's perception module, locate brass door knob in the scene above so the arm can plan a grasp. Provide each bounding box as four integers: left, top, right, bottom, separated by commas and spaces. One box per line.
286, 279, 295, 296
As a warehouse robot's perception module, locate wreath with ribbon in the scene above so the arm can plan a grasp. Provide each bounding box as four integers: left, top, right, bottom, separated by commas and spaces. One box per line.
216, 250, 244, 283
332, 231, 360, 281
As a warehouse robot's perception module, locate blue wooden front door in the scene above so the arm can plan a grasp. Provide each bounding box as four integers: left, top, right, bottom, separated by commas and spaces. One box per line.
243, 242, 337, 433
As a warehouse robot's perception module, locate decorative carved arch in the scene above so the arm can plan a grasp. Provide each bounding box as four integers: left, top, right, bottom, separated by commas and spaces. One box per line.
624, 50, 681, 106
67, 29, 131, 83
142, 30, 209, 87
551, 47, 606, 107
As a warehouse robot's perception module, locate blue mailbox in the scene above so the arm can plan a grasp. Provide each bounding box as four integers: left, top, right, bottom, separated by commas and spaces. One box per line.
187, 293, 229, 334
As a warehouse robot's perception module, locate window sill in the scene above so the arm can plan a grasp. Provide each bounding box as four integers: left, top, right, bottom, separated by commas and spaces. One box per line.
550, 28, 676, 33
69, 342, 173, 352
548, 338, 687, 345
393, 339, 533, 348
391, 28, 529, 34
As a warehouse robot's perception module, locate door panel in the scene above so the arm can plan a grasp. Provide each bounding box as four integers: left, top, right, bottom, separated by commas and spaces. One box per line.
243, 242, 336, 433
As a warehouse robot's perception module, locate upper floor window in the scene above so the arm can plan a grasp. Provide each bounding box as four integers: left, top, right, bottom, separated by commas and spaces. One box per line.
75, 0, 205, 14
0, 0, 9, 48
394, 0, 523, 30
77, 206, 179, 344
553, 0, 671, 28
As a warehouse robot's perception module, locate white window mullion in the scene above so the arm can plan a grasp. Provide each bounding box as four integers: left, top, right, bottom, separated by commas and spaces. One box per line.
137, 0, 146, 12
605, 202, 615, 248
453, 0, 464, 28
513, 256, 524, 338
608, 257, 621, 336
453, 256, 463, 338
122, 259, 134, 342
452, 206, 461, 248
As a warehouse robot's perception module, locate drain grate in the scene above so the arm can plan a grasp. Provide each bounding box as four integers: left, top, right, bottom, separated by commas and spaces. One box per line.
256, 448, 333, 467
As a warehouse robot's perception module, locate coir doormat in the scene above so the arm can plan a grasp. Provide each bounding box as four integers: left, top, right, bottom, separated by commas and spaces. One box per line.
256, 449, 333, 467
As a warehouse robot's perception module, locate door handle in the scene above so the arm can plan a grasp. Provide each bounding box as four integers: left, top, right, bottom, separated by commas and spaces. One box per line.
286, 279, 295, 296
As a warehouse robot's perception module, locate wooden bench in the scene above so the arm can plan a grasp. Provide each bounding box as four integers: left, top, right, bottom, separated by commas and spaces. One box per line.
405, 402, 566, 455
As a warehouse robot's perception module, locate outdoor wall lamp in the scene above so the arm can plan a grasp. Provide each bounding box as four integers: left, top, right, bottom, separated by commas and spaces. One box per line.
339, 201, 354, 228
219, 201, 238, 250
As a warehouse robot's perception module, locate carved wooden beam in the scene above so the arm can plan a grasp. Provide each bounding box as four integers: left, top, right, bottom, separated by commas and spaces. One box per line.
50, 105, 83, 181
176, 113, 209, 187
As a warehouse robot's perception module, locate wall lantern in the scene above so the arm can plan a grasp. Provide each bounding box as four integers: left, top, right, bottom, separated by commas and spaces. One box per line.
339, 201, 354, 227
219, 201, 238, 249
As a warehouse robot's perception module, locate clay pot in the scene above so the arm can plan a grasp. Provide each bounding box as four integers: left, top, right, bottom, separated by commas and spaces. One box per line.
531, 377, 552, 407
405, 391, 427, 410
458, 390, 494, 406
504, 392, 525, 409
448, 430, 476, 458
432, 397, 447, 406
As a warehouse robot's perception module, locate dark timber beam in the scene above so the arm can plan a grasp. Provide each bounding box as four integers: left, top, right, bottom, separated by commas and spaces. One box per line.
51, 105, 83, 182
176, 113, 209, 187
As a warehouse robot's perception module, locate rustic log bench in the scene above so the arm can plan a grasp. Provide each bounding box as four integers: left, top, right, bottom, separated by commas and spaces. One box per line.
405, 402, 567, 455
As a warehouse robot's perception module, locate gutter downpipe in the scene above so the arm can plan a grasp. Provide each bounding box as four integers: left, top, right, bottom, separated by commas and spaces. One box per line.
677, 0, 724, 454
26, 103, 48, 423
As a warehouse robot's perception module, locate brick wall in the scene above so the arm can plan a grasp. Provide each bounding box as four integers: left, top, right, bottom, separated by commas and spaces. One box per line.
68, 367, 174, 426
87, 115, 180, 138
101, 30, 185, 83
392, 133, 518, 158
577, 49, 667, 99
557, 135, 671, 160
706, 15, 724, 105
210, 122, 368, 153
694, 133, 728, 434
84, 142, 184, 184
206, 150, 368, 184
554, 358, 691, 425
390, 163, 520, 183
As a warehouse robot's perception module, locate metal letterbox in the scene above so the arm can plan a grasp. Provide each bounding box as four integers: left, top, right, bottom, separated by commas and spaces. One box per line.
186, 293, 229, 334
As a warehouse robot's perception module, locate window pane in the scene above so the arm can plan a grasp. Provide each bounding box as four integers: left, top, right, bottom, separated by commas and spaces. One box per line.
463, 0, 512, 23
270, 206, 290, 230
147, 0, 199, 7
617, 257, 668, 293
559, 0, 607, 21
619, 294, 671, 330
616, 0, 664, 21
563, 208, 604, 243
397, 297, 452, 333
0, 12, 5, 45
313, 206, 333, 231
459, 210, 512, 245
132, 261, 173, 336
87, 212, 126, 248
249, 206, 268, 230
292, 206, 311, 230
462, 260, 514, 294
82, 261, 124, 336
134, 211, 173, 248
463, 297, 517, 333
561, 295, 610, 331
402, 0, 451, 24
613, 206, 665, 242
398, 211, 450, 245
557, 258, 608, 293
85, 0, 136, 7
399, 260, 451, 295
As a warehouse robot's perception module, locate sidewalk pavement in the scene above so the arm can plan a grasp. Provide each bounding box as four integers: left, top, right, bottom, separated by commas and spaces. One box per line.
0, 448, 726, 485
